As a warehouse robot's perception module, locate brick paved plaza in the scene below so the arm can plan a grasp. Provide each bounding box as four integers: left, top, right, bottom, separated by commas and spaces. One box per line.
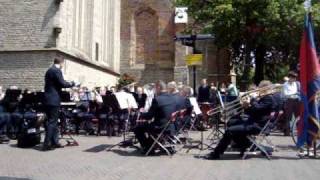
1, 132, 320, 180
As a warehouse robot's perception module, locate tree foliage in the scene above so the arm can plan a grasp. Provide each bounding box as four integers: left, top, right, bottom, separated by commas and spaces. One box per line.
117, 73, 135, 89
176, 0, 320, 86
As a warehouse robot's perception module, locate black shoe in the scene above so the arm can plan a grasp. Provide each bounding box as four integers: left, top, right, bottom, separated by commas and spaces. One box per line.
142, 147, 156, 155
52, 143, 64, 149
42, 145, 54, 151
167, 147, 177, 154
205, 152, 220, 160
0, 140, 9, 144
261, 150, 272, 157
86, 130, 95, 136
0, 136, 10, 142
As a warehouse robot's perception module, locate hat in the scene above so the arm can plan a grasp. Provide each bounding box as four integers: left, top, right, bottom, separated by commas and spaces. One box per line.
288, 71, 298, 78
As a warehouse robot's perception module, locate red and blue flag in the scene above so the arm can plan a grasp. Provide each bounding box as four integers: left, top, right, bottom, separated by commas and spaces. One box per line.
297, 13, 320, 147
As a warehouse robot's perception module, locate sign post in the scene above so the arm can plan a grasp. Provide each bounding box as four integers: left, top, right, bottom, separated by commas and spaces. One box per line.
174, 34, 214, 95
186, 54, 203, 95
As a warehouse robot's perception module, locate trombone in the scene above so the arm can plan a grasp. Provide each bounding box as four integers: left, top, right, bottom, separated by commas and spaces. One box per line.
207, 84, 283, 122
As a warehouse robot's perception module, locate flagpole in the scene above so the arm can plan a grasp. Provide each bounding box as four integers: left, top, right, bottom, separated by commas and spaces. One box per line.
301, 0, 318, 158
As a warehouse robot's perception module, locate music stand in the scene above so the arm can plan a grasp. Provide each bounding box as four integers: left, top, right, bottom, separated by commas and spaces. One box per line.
206, 91, 226, 143
59, 91, 79, 146
20, 92, 34, 108
34, 92, 44, 112
2, 89, 22, 114
106, 92, 139, 151
4, 89, 22, 99
186, 98, 213, 152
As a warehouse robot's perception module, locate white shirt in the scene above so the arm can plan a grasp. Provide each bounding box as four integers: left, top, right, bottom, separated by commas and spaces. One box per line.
283, 81, 299, 96
54, 64, 61, 69
0, 92, 4, 101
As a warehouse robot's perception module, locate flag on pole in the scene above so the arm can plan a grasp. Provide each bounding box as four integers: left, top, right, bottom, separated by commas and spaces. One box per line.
297, 13, 320, 147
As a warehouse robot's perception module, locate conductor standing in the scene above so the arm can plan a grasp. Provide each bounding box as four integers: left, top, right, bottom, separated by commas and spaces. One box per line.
42, 58, 75, 151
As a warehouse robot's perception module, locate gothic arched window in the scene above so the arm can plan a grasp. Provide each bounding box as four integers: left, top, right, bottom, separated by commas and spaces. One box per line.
132, 7, 159, 66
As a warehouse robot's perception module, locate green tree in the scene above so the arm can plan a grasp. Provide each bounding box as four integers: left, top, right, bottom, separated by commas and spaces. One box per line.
176, 0, 320, 87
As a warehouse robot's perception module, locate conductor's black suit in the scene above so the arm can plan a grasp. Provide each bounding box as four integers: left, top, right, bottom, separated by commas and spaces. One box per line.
43, 65, 74, 147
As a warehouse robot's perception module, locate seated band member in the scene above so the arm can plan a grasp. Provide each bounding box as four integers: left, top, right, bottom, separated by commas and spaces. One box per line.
0, 107, 10, 143
134, 80, 177, 153
207, 80, 275, 160
133, 87, 147, 110
168, 82, 193, 132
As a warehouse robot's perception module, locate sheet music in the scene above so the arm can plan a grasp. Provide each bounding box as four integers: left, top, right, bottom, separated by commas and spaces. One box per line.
189, 97, 202, 115
144, 88, 154, 111
114, 92, 138, 109
127, 93, 138, 109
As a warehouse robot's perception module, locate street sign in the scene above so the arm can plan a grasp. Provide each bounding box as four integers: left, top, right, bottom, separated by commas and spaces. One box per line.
186, 54, 203, 66
175, 7, 188, 24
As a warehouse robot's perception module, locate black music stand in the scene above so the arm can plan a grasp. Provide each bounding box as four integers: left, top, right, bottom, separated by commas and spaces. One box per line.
59, 91, 79, 146
106, 93, 139, 151
4, 89, 22, 100
206, 91, 226, 143
185, 117, 213, 153
2, 89, 22, 113
186, 92, 226, 153
34, 92, 44, 112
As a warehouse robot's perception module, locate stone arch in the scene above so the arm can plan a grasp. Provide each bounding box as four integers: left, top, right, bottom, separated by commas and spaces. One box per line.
131, 6, 159, 66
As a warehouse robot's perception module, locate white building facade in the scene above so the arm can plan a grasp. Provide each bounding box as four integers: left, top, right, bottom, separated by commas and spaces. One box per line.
0, 0, 121, 90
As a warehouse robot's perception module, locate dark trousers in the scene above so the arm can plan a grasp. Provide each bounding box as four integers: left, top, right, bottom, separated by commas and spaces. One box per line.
44, 106, 60, 146
0, 113, 10, 135
75, 112, 95, 134
8, 112, 23, 135
134, 123, 155, 150
282, 98, 300, 135
213, 122, 261, 155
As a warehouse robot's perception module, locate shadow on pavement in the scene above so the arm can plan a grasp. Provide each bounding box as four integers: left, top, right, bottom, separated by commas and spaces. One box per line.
84, 144, 113, 153
8, 143, 43, 152
194, 154, 244, 161
275, 145, 298, 151
108, 149, 145, 157
0, 176, 32, 180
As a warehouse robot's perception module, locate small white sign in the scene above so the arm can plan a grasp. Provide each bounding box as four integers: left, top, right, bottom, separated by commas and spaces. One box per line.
175, 7, 188, 24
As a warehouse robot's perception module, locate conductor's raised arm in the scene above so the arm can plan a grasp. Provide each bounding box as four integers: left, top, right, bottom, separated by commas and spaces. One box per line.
55, 70, 74, 89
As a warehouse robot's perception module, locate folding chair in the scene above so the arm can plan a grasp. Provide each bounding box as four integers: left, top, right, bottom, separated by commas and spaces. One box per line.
261, 110, 284, 149
166, 109, 190, 145
145, 111, 179, 156
176, 109, 189, 139
187, 113, 197, 131
242, 112, 279, 160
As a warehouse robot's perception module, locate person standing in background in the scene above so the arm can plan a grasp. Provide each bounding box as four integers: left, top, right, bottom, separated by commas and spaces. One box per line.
282, 71, 300, 136
227, 83, 239, 102
197, 79, 210, 103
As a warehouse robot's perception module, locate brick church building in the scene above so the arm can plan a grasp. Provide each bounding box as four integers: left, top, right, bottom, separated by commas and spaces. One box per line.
0, 0, 234, 90
120, 0, 235, 86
